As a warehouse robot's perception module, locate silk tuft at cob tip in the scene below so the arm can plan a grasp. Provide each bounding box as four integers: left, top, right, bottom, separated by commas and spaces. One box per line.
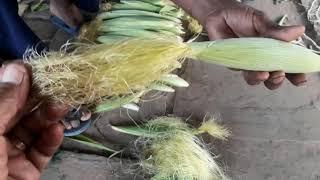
25, 38, 190, 107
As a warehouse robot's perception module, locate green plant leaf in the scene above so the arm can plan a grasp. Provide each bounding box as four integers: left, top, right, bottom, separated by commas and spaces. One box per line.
67, 135, 118, 153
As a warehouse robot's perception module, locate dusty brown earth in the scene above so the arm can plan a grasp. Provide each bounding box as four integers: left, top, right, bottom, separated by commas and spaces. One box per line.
19, 0, 320, 179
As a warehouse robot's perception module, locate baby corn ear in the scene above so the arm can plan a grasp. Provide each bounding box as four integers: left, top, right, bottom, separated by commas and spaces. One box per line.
27, 37, 318, 107
190, 38, 320, 73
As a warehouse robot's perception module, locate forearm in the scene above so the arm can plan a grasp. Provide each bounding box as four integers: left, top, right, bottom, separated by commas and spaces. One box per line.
172, 0, 238, 25
0, 0, 44, 60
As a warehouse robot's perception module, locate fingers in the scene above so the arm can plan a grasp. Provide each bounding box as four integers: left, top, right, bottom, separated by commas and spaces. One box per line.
8, 155, 40, 180
205, 11, 237, 40
286, 73, 307, 86
0, 64, 30, 135
253, 10, 305, 42
264, 71, 286, 90
206, 7, 306, 89
0, 137, 8, 180
250, 10, 306, 88
243, 71, 269, 85
248, 10, 305, 89
50, 0, 83, 27
266, 25, 305, 42
45, 104, 69, 121
22, 103, 68, 132
9, 125, 34, 148
27, 124, 64, 171
243, 70, 305, 89
5, 103, 67, 157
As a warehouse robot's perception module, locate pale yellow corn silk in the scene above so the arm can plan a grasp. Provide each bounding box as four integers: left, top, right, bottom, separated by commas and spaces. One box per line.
141, 117, 229, 180
196, 119, 230, 140
184, 14, 203, 35
100, 2, 112, 12
25, 38, 190, 106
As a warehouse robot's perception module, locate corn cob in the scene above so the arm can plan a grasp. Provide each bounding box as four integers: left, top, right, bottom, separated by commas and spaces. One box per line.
190, 38, 320, 73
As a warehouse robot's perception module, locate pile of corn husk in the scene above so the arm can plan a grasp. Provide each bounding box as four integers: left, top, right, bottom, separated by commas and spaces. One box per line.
71, 116, 230, 180
120, 117, 230, 180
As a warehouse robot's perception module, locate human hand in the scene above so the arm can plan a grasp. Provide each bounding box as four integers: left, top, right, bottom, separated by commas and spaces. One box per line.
0, 63, 67, 180
50, 0, 83, 28
203, 1, 306, 89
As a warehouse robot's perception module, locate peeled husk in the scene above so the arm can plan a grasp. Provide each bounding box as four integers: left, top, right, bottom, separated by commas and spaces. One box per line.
135, 117, 230, 180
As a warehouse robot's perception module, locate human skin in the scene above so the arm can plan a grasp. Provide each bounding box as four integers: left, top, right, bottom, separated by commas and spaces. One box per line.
51, 0, 306, 90
173, 0, 306, 90
0, 63, 67, 180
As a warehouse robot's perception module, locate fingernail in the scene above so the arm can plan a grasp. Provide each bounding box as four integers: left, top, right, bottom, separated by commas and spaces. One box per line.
1, 65, 24, 85
297, 80, 307, 87
271, 76, 285, 84
61, 120, 72, 130
248, 81, 261, 85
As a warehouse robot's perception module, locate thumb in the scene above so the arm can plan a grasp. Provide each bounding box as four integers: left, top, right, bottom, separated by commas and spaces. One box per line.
0, 63, 30, 135
253, 11, 305, 42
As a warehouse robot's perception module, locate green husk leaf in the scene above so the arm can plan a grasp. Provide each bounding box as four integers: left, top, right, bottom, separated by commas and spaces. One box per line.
98, 10, 181, 23
99, 18, 184, 35
111, 125, 157, 137
160, 74, 189, 87
149, 83, 175, 92
98, 26, 179, 37
95, 92, 144, 113
101, 16, 180, 28
113, 0, 162, 12
135, 0, 174, 7
96, 35, 129, 44
121, 103, 140, 111
99, 30, 182, 41
159, 5, 183, 18
111, 117, 186, 137
67, 135, 117, 153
